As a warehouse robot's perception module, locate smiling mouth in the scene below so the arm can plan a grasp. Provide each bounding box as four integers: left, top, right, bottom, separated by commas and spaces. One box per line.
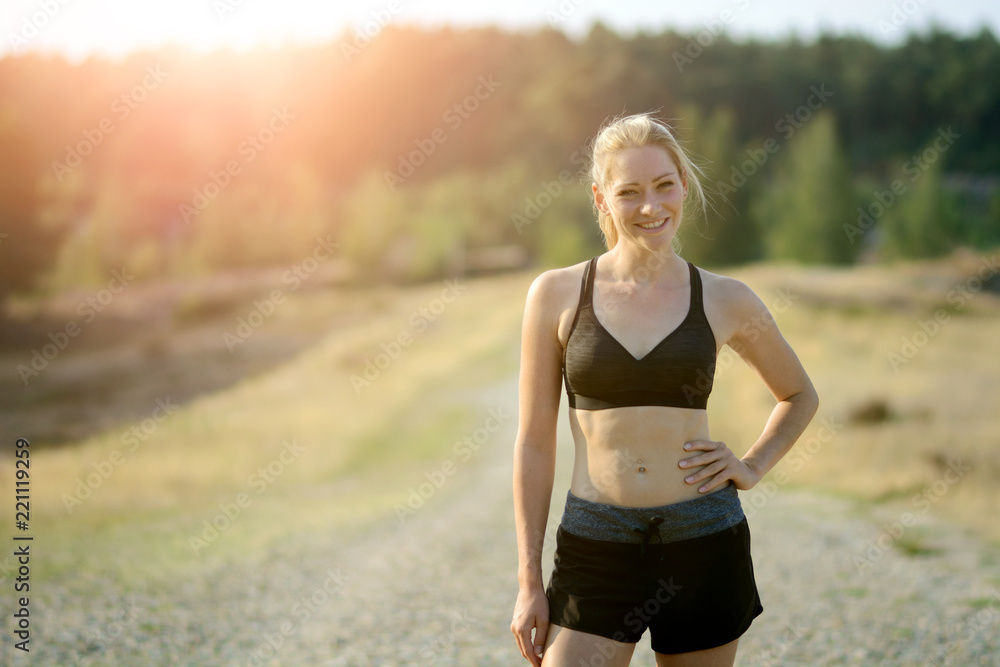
636, 218, 667, 230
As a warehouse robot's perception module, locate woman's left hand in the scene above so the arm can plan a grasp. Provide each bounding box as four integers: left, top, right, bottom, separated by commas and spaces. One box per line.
678, 439, 761, 493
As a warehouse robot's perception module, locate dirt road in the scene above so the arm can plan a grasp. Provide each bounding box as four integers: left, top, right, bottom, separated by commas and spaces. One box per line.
16, 374, 1000, 666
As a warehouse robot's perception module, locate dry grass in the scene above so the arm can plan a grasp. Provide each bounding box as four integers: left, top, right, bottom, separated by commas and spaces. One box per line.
711, 251, 1000, 545
3, 248, 998, 585
1, 269, 529, 581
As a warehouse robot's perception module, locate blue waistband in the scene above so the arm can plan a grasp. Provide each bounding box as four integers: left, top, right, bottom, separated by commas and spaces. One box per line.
560, 483, 745, 545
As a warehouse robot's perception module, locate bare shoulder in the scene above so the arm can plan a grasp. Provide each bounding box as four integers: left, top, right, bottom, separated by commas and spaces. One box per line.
524, 258, 591, 347
527, 259, 590, 305
695, 266, 770, 347
696, 266, 763, 310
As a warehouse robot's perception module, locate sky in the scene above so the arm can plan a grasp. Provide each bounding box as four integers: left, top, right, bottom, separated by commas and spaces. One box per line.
2, 0, 999, 61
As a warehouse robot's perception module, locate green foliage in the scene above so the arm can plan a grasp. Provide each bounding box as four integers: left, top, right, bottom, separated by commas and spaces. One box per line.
752, 112, 857, 264
2, 25, 1000, 295
340, 169, 479, 282
0, 105, 63, 301
880, 151, 962, 259
533, 188, 600, 268
675, 104, 763, 267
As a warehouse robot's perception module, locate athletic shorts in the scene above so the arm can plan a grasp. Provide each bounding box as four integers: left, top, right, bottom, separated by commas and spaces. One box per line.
545, 483, 763, 654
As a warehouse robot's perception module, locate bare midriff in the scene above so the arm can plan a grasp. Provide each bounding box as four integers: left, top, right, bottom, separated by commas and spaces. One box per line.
568, 405, 716, 508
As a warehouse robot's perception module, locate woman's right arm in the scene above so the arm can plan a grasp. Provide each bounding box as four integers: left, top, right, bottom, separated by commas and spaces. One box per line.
510, 269, 566, 666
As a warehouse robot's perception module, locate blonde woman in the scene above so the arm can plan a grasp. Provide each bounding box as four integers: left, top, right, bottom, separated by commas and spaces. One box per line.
510, 113, 818, 667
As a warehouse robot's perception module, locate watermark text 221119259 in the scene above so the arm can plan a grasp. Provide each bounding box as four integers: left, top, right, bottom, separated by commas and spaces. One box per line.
14, 438, 33, 653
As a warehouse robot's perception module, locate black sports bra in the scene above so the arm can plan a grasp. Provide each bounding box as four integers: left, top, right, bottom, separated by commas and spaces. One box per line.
562, 256, 717, 410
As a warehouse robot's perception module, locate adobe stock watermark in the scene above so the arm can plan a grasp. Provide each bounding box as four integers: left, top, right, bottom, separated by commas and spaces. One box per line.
577, 577, 683, 667
73, 597, 145, 667
715, 84, 834, 197
742, 415, 844, 520
682, 286, 800, 405
418, 609, 477, 665
511, 142, 588, 235
545, 0, 587, 27
242, 567, 350, 667
340, 0, 405, 62
62, 397, 180, 513
51, 64, 169, 182
887, 253, 998, 372
6, 0, 72, 54
673, 0, 751, 73
565, 447, 648, 504
383, 74, 501, 191
16, 268, 135, 385
622, 577, 682, 635
394, 406, 511, 522
582, 246, 694, 323
878, 0, 929, 39
350, 278, 467, 394
189, 439, 305, 555
924, 588, 1000, 666
750, 621, 808, 667
523, 517, 564, 577
222, 235, 339, 352
844, 126, 960, 244
853, 457, 971, 574
213, 0, 250, 21
179, 106, 295, 224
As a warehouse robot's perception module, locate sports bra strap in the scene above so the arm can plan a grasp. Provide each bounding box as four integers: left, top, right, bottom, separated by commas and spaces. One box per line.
580, 256, 597, 311
584, 257, 702, 314
687, 261, 700, 310
563, 255, 716, 411
687, 261, 707, 318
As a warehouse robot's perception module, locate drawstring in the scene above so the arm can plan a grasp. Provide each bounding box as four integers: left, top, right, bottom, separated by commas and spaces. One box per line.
633, 516, 664, 561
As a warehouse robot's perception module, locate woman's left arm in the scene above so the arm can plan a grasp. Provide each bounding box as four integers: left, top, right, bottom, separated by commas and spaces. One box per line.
679, 277, 819, 493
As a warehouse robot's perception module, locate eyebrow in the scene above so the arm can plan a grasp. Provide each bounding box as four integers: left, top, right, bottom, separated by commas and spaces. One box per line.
616, 171, 678, 187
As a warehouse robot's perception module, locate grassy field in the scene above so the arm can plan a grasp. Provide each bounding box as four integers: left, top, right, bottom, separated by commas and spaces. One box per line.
1, 268, 527, 587
2, 248, 999, 590
710, 250, 1000, 549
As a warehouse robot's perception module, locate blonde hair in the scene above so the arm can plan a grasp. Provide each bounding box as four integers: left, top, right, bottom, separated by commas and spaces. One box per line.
587, 112, 708, 249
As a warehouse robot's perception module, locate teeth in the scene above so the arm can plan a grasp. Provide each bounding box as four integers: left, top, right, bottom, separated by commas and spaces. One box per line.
638, 219, 666, 229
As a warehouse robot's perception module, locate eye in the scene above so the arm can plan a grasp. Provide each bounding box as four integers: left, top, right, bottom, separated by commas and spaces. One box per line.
658, 181, 674, 189
617, 189, 636, 196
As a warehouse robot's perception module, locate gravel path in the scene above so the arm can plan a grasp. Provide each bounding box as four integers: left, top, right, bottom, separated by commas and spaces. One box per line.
13, 375, 1000, 666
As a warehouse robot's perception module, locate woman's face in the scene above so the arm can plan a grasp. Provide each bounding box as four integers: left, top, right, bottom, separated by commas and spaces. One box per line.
594, 145, 687, 252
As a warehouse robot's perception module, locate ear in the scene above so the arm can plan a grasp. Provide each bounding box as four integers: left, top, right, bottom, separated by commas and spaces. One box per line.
681, 171, 689, 199
592, 182, 606, 213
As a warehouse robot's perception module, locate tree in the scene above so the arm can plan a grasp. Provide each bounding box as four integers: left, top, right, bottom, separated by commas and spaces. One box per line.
879, 149, 961, 259
752, 111, 856, 264
674, 103, 762, 267
0, 106, 63, 305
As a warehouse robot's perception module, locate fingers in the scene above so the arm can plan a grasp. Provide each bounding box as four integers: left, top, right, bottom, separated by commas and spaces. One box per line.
512, 624, 529, 664
693, 468, 731, 493
512, 618, 543, 666
679, 440, 737, 493
684, 458, 731, 492
682, 439, 718, 452
678, 450, 721, 469
533, 618, 549, 663
678, 440, 728, 470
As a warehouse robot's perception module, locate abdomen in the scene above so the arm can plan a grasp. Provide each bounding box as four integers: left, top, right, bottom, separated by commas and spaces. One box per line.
568, 406, 715, 507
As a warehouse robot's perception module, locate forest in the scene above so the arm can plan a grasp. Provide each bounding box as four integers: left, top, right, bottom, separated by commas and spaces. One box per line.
1, 23, 999, 297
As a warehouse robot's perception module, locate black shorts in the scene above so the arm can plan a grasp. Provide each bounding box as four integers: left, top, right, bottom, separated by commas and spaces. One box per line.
545, 485, 763, 654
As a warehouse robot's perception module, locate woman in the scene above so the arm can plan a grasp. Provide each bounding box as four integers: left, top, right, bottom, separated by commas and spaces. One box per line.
510, 113, 819, 667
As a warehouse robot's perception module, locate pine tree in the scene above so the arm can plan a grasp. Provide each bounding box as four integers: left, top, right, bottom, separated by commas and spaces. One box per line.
752, 112, 856, 264
880, 152, 961, 259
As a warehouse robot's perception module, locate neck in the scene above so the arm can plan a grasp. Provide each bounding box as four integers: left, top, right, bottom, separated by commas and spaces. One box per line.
604, 242, 685, 286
